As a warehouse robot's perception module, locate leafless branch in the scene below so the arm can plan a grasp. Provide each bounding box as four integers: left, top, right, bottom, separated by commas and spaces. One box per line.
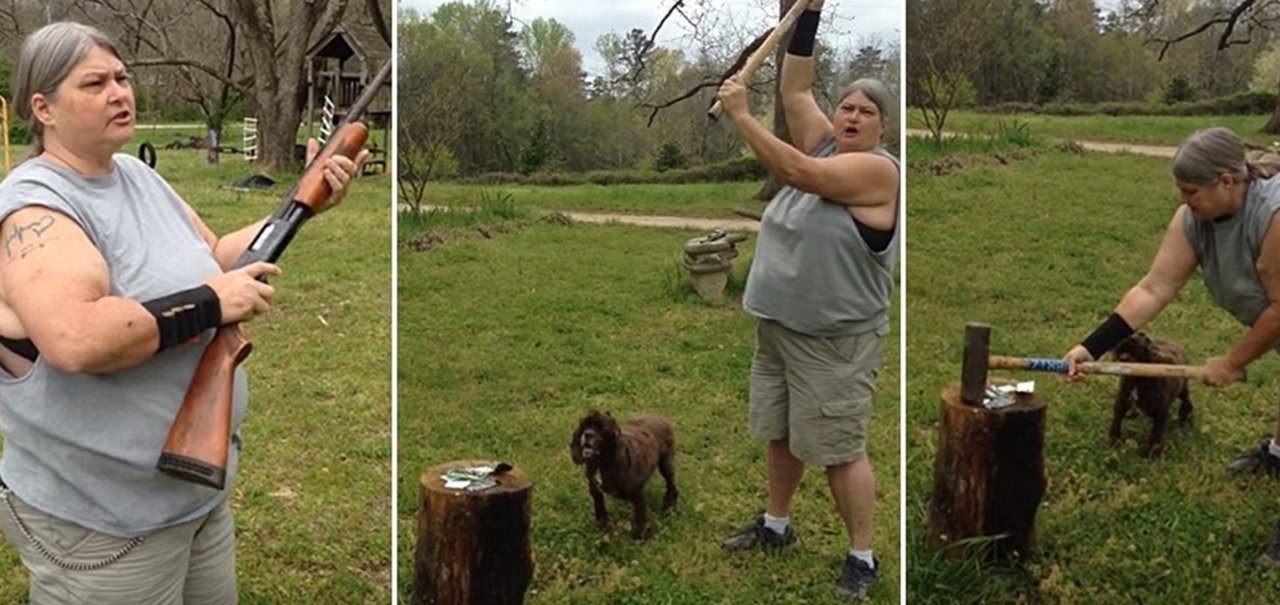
129, 58, 252, 95
0, 1, 20, 39
639, 77, 720, 126
625, 0, 684, 84
1152, 0, 1275, 59
639, 27, 772, 127
676, 4, 696, 28
366, 0, 391, 46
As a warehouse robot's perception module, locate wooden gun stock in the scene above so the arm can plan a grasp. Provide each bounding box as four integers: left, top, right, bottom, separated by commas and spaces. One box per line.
156, 123, 369, 488
157, 326, 251, 488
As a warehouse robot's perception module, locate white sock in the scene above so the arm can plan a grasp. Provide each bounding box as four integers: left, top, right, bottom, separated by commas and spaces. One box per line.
762, 513, 789, 534
1268, 439, 1280, 458
849, 548, 875, 568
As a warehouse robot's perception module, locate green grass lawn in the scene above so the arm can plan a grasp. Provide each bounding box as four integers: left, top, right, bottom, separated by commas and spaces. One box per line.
907, 110, 1280, 147
398, 217, 901, 604
906, 149, 1280, 604
411, 181, 763, 218
0, 133, 392, 603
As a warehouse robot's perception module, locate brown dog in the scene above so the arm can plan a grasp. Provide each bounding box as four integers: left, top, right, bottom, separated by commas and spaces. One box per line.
1110, 332, 1193, 457
570, 410, 678, 539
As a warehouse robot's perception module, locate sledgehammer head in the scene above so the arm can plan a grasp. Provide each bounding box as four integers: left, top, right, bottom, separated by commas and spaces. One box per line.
961, 323, 992, 405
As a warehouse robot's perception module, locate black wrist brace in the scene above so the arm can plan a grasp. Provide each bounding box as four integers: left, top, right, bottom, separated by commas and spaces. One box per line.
786, 10, 821, 57
143, 285, 221, 352
1080, 312, 1133, 360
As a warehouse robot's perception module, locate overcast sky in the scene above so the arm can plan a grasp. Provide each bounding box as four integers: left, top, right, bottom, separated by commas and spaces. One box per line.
397, 0, 902, 76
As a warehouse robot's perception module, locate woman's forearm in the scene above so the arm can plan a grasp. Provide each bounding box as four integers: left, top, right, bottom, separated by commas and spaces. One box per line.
1228, 304, 1280, 368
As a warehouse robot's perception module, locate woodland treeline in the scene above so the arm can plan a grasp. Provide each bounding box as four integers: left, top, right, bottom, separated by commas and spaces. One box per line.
908, 0, 1280, 135
397, 0, 901, 197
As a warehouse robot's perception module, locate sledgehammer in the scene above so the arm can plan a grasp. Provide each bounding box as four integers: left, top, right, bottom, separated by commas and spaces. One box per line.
961, 322, 1211, 405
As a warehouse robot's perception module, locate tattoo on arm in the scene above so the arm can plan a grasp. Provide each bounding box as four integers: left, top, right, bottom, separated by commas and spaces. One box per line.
4, 215, 58, 261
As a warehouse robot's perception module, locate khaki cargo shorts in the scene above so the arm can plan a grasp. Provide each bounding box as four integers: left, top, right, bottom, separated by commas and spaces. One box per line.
0, 484, 237, 605
748, 318, 887, 466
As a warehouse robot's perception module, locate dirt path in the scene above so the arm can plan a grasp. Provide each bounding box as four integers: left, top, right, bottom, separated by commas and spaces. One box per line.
561, 211, 759, 231
1069, 140, 1176, 157
904, 128, 1177, 158
400, 204, 760, 231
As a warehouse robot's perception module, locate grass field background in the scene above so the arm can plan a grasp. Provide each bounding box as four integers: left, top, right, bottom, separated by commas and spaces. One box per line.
0, 131, 392, 603
397, 201, 901, 604
907, 110, 1280, 147
905, 136, 1280, 604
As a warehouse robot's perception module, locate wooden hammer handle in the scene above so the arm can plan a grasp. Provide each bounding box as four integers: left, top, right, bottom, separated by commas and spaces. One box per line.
988, 355, 1210, 380
707, 0, 811, 120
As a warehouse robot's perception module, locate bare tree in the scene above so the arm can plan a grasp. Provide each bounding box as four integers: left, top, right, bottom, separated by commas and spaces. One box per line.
397, 60, 469, 212
54, 0, 369, 171
365, 0, 389, 45
81, 0, 244, 152
754, 0, 800, 201
1141, 0, 1280, 132
907, 0, 994, 144
228, 0, 351, 171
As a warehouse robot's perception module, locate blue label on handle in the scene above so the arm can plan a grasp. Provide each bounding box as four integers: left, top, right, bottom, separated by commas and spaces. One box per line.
1024, 358, 1070, 373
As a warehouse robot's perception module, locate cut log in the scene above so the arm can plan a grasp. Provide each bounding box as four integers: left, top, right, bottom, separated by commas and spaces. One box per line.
927, 380, 1047, 560
413, 460, 534, 605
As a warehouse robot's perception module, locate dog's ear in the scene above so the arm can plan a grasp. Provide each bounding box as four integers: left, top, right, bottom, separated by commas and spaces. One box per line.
570, 419, 586, 465
601, 412, 621, 437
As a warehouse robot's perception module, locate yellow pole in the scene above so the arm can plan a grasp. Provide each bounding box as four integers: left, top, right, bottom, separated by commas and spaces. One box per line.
0, 95, 9, 172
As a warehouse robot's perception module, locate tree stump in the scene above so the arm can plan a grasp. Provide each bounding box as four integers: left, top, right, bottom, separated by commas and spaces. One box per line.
413, 460, 534, 605
682, 230, 748, 303
927, 380, 1047, 560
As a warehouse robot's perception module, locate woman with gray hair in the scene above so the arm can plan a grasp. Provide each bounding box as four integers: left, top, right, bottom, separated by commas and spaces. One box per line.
713, 0, 899, 600
0, 22, 365, 603
1062, 125, 1280, 565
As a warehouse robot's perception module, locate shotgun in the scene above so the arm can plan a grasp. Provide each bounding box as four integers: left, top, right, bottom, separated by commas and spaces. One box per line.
157, 60, 392, 489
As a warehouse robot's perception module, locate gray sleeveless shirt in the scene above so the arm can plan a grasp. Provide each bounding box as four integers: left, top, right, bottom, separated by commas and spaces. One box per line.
0, 154, 248, 537
1182, 174, 1280, 328
743, 139, 900, 337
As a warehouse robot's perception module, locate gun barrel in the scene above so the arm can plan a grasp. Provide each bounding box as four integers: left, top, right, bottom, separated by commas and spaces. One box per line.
343, 61, 392, 125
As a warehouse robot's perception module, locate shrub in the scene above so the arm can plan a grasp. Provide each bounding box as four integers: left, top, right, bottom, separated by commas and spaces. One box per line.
1164, 77, 1197, 105
972, 91, 1276, 117
993, 119, 1034, 147
6, 119, 30, 145
653, 142, 688, 172
452, 156, 766, 186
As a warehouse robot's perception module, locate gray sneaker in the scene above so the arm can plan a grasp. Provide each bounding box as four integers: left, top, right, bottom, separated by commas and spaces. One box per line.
835, 555, 880, 600
1227, 439, 1280, 476
720, 516, 797, 551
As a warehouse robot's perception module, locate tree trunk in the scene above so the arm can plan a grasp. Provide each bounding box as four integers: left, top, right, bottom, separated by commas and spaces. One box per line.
927, 380, 1047, 561
414, 460, 534, 605
754, 0, 799, 202
1263, 98, 1280, 135
206, 127, 220, 165
229, 0, 350, 172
